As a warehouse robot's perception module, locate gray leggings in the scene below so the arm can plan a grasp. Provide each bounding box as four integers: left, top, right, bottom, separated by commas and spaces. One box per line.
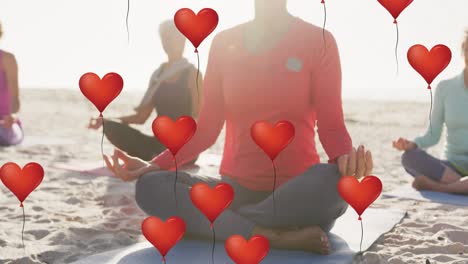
135, 163, 348, 240
401, 148, 464, 182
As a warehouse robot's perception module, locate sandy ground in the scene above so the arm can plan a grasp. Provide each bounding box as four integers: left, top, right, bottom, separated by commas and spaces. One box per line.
0, 89, 467, 264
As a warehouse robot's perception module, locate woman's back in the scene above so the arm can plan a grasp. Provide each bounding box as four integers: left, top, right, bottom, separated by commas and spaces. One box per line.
0, 50, 11, 116
154, 66, 193, 120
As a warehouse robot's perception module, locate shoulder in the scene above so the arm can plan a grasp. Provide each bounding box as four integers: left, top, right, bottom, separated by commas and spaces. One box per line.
1, 50, 17, 66
210, 22, 248, 50
187, 64, 200, 77
437, 74, 460, 94
294, 18, 337, 44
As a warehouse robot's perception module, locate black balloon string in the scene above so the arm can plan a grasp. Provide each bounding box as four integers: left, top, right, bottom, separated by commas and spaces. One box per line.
21, 205, 26, 249
272, 162, 277, 218
211, 226, 216, 264
101, 116, 105, 167
125, 0, 130, 43
429, 88, 433, 135
196, 52, 200, 108
395, 22, 399, 75
173, 155, 179, 210
322, 0, 327, 49
360, 218, 364, 253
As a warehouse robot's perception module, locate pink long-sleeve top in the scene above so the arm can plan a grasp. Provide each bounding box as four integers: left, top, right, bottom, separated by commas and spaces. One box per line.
152, 17, 352, 191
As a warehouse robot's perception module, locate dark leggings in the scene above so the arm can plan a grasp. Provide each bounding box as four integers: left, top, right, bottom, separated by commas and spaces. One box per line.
401, 148, 464, 182
135, 163, 348, 240
103, 119, 198, 163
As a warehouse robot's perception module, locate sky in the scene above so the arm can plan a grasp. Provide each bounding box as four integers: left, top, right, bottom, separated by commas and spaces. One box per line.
0, 0, 466, 102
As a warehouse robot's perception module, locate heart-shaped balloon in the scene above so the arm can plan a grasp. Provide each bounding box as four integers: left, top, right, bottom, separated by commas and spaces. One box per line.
225, 235, 270, 264
337, 176, 382, 220
190, 183, 234, 224
0, 162, 44, 207
152, 116, 197, 156
407, 44, 452, 89
141, 216, 186, 260
174, 8, 219, 52
377, 0, 413, 23
79, 72, 123, 116
251, 121, 295, 161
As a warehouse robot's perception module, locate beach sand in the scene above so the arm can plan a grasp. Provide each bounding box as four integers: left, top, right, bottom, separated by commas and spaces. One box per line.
0, 89, 467, 264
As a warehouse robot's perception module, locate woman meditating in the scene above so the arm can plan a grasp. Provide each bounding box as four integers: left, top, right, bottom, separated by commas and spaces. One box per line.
104, 0, 373, 254
0, 21, 23, 147
89, 20, 202, 161
393, 29, 468, 195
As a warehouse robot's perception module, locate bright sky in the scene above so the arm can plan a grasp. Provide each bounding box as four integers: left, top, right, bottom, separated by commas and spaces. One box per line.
0, 0, 466, 101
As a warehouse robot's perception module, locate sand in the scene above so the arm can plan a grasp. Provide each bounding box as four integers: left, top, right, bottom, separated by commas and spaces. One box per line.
0, 89, 467, 264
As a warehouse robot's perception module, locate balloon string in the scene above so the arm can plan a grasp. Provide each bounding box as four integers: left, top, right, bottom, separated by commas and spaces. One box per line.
196, 52, 200, 109
272, 161, 277, 219
429, 89, 433, 135
21, 205, 25, 249
322, 1, 327, 50
211, 226, 216, 264
395, 23, 399, 75
101, 117, 105, 167
359, 219, 364, 253
126, 0, 130, 43
173, 155, 179, 210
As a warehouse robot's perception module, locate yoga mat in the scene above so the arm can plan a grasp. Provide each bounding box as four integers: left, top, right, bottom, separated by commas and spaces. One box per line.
71, 208, 406, 264
384, 185, 468, 206
51, 153, 222, 177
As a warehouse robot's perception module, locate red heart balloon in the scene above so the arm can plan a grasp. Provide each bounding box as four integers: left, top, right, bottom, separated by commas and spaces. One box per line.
337, 176, 382, 220
152, 116, 197, 156
377, 0, 413, 23
141, 216, 186, 260
79, 72, 123, 116
407, 44, 452, 89
174, 8, 219, 52
251, 121, 295, 161
190, 183, 234, 224
225, 235, 270, 264
0, 162, 44, 207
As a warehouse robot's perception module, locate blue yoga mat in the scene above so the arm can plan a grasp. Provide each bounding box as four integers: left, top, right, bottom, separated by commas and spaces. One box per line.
72, 208, 405, 264
384, 185, 468, 206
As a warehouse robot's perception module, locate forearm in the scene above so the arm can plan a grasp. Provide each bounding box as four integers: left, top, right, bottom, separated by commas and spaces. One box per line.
442, 178, 468, 194
413, 126, 443, 149
117, 113, 142, 125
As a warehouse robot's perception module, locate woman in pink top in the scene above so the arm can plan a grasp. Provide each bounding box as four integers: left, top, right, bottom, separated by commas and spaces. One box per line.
105, 0, 373, 254
0, 21, 23, 146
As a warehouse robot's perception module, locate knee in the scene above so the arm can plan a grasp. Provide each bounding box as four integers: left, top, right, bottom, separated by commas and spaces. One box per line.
135, 171, 173, 213
401, 148, 423, 169
304, 163, 341, 184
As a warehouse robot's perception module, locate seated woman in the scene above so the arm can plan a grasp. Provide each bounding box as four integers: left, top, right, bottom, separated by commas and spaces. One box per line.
393, 29, 468, 195
88, 20, 202, 161
104, 0, 373, 255
0, 21, 23, 147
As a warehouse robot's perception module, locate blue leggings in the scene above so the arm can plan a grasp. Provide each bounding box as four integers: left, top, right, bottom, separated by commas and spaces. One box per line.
0, 121, 23, 146
401, 148, 464, 182
135, 163, 348, 240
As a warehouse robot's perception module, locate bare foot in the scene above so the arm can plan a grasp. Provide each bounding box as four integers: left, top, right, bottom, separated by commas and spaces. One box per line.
412, 176, 438, 191
252, 225, 330, 254
281, 226, 330, 254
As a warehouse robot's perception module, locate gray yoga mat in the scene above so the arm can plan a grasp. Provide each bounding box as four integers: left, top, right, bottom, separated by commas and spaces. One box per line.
384, 185, 468, 206
71, 208, 406, 264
